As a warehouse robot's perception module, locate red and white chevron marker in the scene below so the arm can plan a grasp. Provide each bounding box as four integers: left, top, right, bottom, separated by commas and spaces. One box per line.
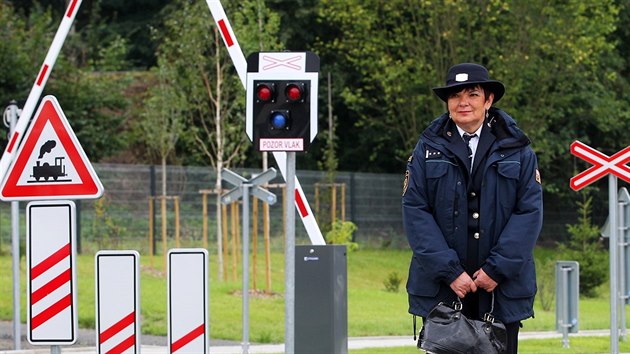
205, 0, 325, 245
0, 0, 83, 185
26, 200, 77, 345
570, 141, 630, 191
95, 251, 140, 354
168, 249, 209, 354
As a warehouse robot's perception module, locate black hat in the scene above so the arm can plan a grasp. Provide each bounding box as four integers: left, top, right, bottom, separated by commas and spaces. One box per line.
432, 63, 505, 103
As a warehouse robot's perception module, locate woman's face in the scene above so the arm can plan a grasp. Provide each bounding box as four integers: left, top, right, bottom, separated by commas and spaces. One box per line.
447, 85, 494, 133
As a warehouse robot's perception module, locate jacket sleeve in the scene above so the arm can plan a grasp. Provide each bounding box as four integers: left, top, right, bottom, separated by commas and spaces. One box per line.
482, 147, 543, 283
403, 141, 465, 285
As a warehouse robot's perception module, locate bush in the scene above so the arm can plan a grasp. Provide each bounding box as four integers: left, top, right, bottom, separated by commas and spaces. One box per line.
325, 220, 359, 252
558, 193, 608, 298
383, 271, 403, 293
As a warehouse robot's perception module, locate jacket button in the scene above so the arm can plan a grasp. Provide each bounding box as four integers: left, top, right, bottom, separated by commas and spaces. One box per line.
470, 192, 476, 198
454, 210, 459, 216
472, 212, 479, 219
474, 232, 480, 239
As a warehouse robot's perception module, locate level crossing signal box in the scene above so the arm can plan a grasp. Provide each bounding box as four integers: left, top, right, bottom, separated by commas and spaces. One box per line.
246, 51, 319, 152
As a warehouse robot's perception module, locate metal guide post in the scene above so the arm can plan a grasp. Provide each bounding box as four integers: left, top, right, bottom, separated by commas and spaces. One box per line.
285, 152, 296, 354
221, 168, 277, 354
620, 197, 628, 341
610, 175, 620, 354
5, 101, 20, 350
204, 0, 325, 245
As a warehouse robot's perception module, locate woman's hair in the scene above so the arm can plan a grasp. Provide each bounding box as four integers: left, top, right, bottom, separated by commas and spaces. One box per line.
447, 84, 492, 102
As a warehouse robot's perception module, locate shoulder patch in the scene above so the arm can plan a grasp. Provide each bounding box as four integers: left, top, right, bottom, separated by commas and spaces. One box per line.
425, 149, 443, 159
535, 169, 542, 184
407, 155, 413, 164
403, 170, 410, 196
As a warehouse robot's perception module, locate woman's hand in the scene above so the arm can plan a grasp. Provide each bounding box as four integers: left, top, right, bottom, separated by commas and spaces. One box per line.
473, 269, 498, 292
450, 272, 477, 298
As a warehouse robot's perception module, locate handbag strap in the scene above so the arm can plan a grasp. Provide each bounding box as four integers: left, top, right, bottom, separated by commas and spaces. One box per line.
453, 291, 497, 323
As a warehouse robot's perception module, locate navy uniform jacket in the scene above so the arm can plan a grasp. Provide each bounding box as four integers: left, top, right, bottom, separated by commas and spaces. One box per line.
402, 107, 543, 324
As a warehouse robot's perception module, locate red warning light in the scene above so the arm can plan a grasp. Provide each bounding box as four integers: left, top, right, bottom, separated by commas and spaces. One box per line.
286, 83, 304, 102
256, 84, 274, 102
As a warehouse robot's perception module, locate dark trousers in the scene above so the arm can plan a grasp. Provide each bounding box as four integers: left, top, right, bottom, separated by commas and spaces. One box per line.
504, 321, 520, 354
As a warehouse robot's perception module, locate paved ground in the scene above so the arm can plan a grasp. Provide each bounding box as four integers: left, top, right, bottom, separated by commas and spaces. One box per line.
0, 321, 616, 354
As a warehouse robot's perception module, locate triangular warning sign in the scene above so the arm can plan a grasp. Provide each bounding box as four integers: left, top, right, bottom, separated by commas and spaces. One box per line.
0, 95, 104, 201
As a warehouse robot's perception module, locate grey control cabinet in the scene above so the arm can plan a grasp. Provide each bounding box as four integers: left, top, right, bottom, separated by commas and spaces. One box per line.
295, 245, 348, 354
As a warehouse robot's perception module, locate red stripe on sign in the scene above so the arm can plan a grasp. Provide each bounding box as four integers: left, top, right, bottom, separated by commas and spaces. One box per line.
218, 19, 234, 47
36, 64, 49, 86
6, 132, 19, 153
66, 0, 79, 17
31, 268, 71, 305
295, 189, 308, 217
31, 243, 71, 280
171, 324, 205, 353
100, 311, 135, 344
31, 293, 72, 329
105, 334, 135, 354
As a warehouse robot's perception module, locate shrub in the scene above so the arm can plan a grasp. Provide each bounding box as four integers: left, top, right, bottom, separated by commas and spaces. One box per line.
558, 193, 607, 298
325, 220, 359, 252
384, 271, 403, 293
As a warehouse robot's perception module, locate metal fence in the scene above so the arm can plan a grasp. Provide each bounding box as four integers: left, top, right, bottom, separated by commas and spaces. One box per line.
0, 163, 583, 256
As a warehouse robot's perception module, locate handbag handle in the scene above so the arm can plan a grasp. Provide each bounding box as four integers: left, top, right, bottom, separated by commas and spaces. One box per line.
453, 291, 497, 323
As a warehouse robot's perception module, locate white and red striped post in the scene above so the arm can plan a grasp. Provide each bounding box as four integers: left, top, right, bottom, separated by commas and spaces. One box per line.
95, 251, 141, 354
26, 201, 78, 345
168, 249, 209, 354
0, 0, 83, 183
205, 0, 325, 245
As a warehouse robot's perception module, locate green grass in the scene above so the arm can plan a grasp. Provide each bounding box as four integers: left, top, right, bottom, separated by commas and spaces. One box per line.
0, 246, 627, 346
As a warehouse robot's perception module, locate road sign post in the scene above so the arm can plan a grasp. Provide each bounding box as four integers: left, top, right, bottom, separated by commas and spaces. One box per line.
167, 249, 209, 354
95, 251, 141, 354
26, 200, 78, 346
221, 168, 277, 354
571, 141, 630, 353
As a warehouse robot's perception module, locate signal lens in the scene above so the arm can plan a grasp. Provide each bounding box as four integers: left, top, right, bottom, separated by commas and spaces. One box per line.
270, 111, 289, 130
286, 83, 303, 102
256, 84, 273, 102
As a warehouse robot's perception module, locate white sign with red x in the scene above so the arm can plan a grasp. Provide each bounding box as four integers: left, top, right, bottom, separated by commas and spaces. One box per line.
570, 141, 630, 191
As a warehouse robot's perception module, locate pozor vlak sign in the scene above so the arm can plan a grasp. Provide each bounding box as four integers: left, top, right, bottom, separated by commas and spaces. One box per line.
245, 51, 320, 152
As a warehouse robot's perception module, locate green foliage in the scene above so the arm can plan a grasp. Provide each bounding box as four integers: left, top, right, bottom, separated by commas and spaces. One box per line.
383, 271, 402, 293
325, 220, 359, 252
316, 0, 630, 191
91, 194, 127, 249
558, 192, 608, 298
535, 258, 556, 312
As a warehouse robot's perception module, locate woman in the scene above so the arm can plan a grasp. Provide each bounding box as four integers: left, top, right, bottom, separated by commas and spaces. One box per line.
402, 63, 543, 353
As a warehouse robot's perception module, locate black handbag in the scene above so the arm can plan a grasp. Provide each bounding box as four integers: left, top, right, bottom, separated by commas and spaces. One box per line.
417, 292, 507, 354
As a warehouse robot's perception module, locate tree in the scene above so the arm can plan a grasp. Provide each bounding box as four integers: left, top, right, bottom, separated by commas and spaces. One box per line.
316, 0, 628, 194
149, 0, 281, 280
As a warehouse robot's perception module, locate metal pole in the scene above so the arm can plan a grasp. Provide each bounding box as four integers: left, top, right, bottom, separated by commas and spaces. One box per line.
242, 183, 250, 354
285, 152, 296, 354
561, 267, 570, 348
620, 198, 628, 341
51, 345, 60, 354
610, 174, 620, 354
7, 100, 21, 350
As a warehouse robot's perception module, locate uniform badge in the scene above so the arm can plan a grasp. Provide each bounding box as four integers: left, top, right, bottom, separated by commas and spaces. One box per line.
425, 149, 442, 159
402, 170, 410, 196
535, 169, 542, 184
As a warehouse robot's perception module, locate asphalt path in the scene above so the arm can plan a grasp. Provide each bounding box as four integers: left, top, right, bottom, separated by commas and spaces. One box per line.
0, 321, 618, 354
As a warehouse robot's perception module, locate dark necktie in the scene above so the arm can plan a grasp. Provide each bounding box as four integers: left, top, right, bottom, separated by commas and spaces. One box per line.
462, 133, 477, 168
